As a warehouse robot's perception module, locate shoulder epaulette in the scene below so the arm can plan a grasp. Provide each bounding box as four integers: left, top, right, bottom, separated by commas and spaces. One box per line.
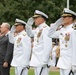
72, 24, 76, 30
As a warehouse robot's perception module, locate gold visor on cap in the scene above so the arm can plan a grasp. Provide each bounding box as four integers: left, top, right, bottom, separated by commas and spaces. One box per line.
32, 14, 41, 18
14, 23, 21, 26
62, 14, 72, 17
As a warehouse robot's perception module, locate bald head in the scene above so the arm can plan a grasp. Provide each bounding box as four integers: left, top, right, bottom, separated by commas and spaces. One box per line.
0, 22, 10, 35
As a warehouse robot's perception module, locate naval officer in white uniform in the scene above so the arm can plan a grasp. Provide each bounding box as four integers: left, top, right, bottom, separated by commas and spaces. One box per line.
10, 19, 31, 75
70, 25, 76, 75
48, 8, 76, 75
26, 10, 52, 75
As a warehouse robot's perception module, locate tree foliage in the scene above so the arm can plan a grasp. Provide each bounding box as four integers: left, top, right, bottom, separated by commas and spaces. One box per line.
0, 0, 76, 25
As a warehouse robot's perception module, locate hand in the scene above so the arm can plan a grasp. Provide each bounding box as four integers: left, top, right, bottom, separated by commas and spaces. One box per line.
3, 62, 8, 68
42, 64, 47, 67
26, 17, 34, 26
54, 18, 63, 26
72, 66, 76, 72
10, 26, 16, 33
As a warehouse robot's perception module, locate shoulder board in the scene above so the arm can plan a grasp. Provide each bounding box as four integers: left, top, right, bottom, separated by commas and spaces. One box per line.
43, 25, 47, 28
23, 32, 26, 36
72, 25, 76, 30
72, 22, 76, 30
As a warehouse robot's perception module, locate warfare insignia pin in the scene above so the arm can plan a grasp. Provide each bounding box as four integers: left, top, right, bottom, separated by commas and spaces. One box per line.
17, 37, 22, 43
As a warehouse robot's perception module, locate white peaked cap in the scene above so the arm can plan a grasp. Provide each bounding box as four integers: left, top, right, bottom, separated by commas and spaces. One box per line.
15, 18, 26, 25
62, 8, 76, 17
33, 10, 48, 19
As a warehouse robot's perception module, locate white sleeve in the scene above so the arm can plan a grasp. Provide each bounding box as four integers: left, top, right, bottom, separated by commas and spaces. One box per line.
8, 32, 15, 44
42, 28, 52, 64
48, 24, 60, 38
70, 31, 76, 66
26, 25, 35, 37
48, 18, 63, 38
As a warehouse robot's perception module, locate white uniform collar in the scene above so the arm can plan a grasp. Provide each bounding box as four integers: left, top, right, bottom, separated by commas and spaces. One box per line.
37, 22, 46, 29
18, 30, 25, 35
64, 23, 73, 29
5, 31, 10, 36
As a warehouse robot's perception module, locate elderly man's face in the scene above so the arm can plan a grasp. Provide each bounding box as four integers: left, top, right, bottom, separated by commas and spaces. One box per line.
0, 24, 8, 34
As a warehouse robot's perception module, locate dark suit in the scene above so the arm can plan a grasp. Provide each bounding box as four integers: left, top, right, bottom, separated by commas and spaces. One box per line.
0, 35, 14, 75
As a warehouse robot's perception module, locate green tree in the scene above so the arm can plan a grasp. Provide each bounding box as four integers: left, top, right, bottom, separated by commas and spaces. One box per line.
0, 0, 76, 25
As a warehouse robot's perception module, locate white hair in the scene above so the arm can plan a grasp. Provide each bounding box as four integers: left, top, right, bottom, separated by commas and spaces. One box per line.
2, 22, 10, 30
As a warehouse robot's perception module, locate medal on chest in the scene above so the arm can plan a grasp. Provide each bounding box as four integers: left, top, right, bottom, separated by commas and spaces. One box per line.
37, 29, 43, 37
37, 29, 43, 42
64, 32, 70, 47
17, 37, 22, 43
64, 33, 70, 41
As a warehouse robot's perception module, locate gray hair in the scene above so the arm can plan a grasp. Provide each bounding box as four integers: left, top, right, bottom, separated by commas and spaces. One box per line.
2, 22, 10, 30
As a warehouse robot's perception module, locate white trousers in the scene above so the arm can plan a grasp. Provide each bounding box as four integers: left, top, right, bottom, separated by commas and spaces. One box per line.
60, 69, 70, 75
34, 66, 49, 75
74, 73, 76, 75
15, 67, 28, 75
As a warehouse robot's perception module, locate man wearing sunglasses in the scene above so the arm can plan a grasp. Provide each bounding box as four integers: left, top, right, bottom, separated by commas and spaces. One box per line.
10, 19, 31, 75
26, 10, 52, 75
48, 8, 76, 75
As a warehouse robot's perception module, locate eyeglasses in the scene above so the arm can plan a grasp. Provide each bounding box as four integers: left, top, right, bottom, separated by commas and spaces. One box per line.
15, 25, 19, 27
62, 16, 72, 18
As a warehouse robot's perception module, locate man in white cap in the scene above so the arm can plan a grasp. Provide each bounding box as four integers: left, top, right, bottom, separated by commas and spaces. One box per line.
26, 10, 52, 75
70, 28, 76, 75
10, 19, 31, 75
48, 8, 76, 75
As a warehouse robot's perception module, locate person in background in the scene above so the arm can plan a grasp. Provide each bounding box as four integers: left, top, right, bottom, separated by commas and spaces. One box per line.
51, 42, 57, 67
26, 10, 52, 75
55, 42, 60, 67
0, 23, 13, 75
48, 8, 76, 75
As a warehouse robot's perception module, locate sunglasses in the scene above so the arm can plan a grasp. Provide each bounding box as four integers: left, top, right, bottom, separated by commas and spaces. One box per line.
62, 16, 72, 18
15, 25, 19, 27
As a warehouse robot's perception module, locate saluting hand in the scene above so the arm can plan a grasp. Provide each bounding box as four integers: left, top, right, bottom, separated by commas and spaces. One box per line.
26, 17, 34, 26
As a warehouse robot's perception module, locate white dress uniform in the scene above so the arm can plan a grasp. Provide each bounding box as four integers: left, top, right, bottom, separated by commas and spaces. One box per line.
49, 23, 74, 68
48, 23, 75, 75
26, 22, 52, 75
11, 30, 31, 67
70, 30, 76, 75
8, 18, 31, 75
11, 30, 31, 75
48, 8, 76, 75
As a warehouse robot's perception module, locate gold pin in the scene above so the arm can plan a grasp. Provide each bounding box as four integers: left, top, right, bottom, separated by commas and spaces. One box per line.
64, 36, 69, 41
43, 26, 47, 28
17, 38, 21, 43
23, 33, 26, 36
